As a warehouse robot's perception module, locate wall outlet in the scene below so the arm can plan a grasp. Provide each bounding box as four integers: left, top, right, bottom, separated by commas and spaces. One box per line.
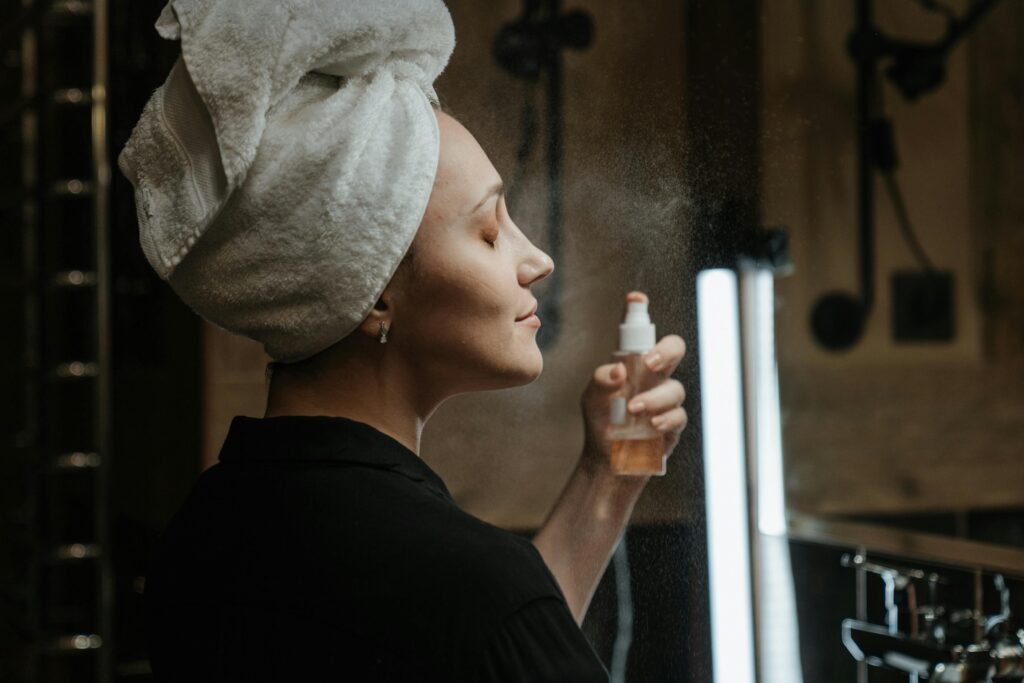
892, 271, 954, 343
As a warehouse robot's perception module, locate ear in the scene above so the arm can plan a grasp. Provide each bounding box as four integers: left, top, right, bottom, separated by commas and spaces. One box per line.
358, 289, 393, 338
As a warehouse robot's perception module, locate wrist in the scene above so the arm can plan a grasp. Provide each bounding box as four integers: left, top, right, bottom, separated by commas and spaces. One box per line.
577, 448, 651, 499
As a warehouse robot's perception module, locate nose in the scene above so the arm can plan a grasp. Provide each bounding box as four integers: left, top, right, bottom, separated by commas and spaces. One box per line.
518, 242, 555, 285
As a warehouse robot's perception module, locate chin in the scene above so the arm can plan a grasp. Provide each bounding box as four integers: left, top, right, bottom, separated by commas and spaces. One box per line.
491, 348, 543, 388
464, 363, 541, 394
465, 331, 544, 390
516, 365, 543, 386
513, 349, 544, 384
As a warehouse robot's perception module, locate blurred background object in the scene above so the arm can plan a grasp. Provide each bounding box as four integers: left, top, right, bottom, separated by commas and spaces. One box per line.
1, 1, 198, 680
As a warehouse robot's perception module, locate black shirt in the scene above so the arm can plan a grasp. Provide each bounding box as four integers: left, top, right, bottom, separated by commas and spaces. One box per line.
145, 414, 610, 682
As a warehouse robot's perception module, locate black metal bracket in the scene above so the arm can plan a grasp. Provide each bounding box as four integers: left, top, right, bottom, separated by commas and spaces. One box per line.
810, 0, 1002, 352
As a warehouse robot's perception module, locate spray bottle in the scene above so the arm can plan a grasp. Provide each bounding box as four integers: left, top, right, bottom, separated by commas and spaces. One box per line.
607, 296, 667, 476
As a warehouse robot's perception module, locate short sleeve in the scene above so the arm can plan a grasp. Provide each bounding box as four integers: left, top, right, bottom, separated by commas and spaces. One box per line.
474, 596, 609, 682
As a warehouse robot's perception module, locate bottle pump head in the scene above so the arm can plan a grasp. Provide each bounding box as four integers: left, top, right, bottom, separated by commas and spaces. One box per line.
619, 300, 656, 353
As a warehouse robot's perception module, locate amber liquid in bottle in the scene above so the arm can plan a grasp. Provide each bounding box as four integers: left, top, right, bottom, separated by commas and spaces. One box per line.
607, 352, 667, 476
610, 437, 666, 476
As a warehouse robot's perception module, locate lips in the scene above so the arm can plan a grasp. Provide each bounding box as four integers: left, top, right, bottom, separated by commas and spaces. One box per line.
515, 300, 538, 322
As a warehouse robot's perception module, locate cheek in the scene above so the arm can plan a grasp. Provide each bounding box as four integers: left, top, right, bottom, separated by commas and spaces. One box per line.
406, 253, 514, 346
429, 265, 506, 324
419, 233, 504, 300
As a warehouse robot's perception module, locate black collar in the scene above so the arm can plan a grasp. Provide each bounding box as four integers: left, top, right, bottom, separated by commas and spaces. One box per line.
217, 415, 454, 503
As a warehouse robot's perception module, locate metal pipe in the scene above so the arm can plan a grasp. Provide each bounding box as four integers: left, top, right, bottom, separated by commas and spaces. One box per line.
940, 0, 1003, 51
856, 546, 868, 683
855, 0, 876, 310
91, 0, 114, 678
19, 2, 41, 681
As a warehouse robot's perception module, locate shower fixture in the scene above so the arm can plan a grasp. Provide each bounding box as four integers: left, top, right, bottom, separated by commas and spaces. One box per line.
810, 0, 1003, 351
841, 554, 1024, 682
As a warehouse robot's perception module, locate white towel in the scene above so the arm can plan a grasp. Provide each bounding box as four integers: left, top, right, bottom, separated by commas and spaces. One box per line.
117, 0, 455, 362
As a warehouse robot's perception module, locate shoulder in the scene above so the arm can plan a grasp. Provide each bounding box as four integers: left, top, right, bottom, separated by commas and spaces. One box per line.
397, 512, 596, 679
245, 459, 568, 619
475, 596, 610, 682
293, 462, 567, 611
152, 459, 568, 626
404, 501, 568, 617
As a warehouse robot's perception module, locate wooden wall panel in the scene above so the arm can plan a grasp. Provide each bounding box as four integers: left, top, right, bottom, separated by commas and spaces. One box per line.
970, 0, 1024, 360
782, 361, 1024, 514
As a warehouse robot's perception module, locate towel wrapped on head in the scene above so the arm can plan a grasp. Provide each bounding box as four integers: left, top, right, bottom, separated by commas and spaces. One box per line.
118, 0, 456, 362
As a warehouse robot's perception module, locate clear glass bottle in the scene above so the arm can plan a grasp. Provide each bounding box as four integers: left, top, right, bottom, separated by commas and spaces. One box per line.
606, 299, 666, 476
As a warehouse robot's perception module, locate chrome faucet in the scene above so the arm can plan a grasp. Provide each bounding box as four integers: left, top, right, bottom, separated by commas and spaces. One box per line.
841, 554, 1024, 682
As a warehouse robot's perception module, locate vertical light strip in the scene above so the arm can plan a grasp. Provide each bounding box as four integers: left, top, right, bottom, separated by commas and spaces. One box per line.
697, 269, 756, 683
742, 269, 786, 536
740, 267, 804, 683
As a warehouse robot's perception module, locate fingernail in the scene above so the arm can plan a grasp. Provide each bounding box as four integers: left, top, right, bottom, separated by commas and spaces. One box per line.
645, 352, 662, 370
628, 400, 645, 414
651, 415, 665, 428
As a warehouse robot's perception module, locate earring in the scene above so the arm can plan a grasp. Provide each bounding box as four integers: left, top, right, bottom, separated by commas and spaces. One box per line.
378, 321, 388, 344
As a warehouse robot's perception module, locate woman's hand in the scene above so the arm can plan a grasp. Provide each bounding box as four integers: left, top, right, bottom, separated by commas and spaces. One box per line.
537, 292, 685, 621
579, 291, 688, 475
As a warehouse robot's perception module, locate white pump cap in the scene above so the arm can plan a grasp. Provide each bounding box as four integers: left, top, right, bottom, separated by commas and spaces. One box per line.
618, 300, 656, 353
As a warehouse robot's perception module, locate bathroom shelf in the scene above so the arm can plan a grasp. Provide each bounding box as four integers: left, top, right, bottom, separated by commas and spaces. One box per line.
788, 511, 1024, 577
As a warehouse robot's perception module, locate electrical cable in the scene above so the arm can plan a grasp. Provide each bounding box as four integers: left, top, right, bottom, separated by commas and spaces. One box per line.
874, 80, 938, 274
881, 171, 937, 273
914, 0, 958, 22
609, 531, 634, 683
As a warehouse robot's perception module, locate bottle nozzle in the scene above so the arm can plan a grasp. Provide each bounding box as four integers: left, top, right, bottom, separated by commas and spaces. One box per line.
619, 299, 656, 353
625, 301, 649, 324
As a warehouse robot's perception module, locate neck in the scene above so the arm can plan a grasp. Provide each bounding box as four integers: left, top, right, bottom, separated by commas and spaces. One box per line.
263, 335, 439, 457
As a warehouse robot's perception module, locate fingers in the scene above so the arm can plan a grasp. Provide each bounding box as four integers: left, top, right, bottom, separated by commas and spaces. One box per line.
615, 294, 687, 438
625, 290, 649, 306
627, 378, 685, 415
622, 292, 685, 374
650, 406, 688, 433
642, 334, 686, 375
592, 361, 628, 390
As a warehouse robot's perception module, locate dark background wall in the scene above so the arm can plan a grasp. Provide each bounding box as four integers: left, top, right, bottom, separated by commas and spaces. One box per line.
1, 2, 201, 679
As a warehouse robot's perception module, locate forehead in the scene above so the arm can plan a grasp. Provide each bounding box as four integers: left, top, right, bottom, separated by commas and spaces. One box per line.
432, 111, 501, 206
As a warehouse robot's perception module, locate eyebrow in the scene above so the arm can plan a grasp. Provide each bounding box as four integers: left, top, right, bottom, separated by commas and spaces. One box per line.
467, 180, 505, 215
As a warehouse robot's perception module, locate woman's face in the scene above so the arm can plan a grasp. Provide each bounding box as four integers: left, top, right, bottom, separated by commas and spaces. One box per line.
386, 110, 554, 394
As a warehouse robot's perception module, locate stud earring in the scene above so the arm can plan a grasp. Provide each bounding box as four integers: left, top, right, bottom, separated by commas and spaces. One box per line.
379, 321, 388, 344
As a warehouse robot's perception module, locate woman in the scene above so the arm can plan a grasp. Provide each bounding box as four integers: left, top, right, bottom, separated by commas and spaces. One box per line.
122, 2, 686, 680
